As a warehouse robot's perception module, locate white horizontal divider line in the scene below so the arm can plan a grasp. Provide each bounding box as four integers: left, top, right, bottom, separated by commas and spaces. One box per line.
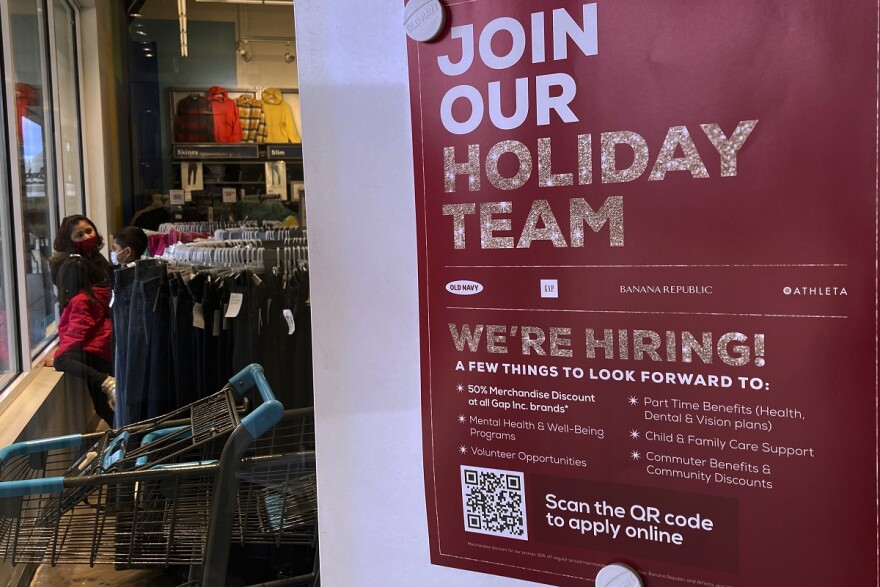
444, 264, 848, 269
447, 307, 847, 319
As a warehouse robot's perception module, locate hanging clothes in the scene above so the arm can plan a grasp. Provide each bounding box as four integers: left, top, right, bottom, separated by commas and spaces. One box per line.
189, 272, 224, 397
168, 272, 198, 408
222, 272, 266, 373
208, 86, 242, 143
174, 94, 214, 143
261, 88, 301, 144
236, 94, 268, 143
159, 221, 275, 234
112, 233, 313, 425
110, 265, 135, 428
147, 229, 211, 257
287, 266, 312, 409
113, 259, 174, 427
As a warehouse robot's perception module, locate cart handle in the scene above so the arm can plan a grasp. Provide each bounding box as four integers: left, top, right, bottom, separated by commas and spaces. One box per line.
135, 426, 191, 467
0, 476, 63, 498
0, 434, 82, 465
101, 431, 130, 470
229, 363, 284, 440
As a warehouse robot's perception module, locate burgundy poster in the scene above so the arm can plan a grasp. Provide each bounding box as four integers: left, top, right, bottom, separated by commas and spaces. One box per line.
405, 1, 878, 585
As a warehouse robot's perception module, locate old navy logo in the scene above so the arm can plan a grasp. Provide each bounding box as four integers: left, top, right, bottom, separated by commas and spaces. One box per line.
446, 280, 483, 295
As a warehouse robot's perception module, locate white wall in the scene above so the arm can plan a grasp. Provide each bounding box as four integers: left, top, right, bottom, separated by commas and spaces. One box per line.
139, 2, 298, 89
79, 0, 122, 237
295, 3, 539, 585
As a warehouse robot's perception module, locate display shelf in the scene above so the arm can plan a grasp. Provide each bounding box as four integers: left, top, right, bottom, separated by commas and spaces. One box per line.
171, 143, 303, 161
203, 180, 267, 185
169, 87, 304, 223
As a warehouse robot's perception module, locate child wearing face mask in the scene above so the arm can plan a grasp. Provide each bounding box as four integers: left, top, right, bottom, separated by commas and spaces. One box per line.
51, 255, 115, 426
49, 215, 111, 290
110, 226, 148, 265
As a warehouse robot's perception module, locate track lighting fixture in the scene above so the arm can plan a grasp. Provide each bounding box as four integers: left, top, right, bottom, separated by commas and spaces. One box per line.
237, 40, 254, 62
235, 37, 296, 63
284, 43, 296, 63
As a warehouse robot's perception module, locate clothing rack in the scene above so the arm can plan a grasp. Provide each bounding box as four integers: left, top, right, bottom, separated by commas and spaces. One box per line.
161, 239, 308, 279
112, 252, 312, 427
213, 227, 306, 241
158, 220, 280, 233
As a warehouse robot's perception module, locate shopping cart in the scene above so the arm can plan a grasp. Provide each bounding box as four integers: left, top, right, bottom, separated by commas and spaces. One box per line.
0, 363, 318, 586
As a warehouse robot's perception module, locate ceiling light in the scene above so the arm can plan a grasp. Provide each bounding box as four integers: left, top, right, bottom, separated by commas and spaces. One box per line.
237, 40, 254, 62
177, 0, 188, 57
129, 22, 151, 43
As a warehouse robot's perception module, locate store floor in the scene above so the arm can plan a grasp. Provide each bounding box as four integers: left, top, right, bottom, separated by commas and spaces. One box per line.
25, 418, 182, 587
27, 407, 317, 585
30, 565, 180, 586
30, 557, 315, 586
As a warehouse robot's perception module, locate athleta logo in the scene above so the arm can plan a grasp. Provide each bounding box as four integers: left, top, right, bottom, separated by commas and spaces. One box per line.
447, 280, 483, 295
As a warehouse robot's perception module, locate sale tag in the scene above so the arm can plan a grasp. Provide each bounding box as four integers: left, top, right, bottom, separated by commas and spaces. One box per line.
225, 293, 243, 318
283, 309, 295, 335
192, 303, 205, 329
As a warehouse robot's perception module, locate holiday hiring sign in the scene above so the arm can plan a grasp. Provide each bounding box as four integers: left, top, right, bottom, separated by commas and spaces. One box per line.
406, 0, 878, 585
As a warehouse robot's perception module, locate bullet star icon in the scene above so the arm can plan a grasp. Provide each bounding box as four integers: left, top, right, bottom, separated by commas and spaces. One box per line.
628, 396, 639, 406
457, 415, 466, 424
459, 445, 467, 454
629, 430, 640, 439
456, 384, 464, 393
630, 450, 641, 460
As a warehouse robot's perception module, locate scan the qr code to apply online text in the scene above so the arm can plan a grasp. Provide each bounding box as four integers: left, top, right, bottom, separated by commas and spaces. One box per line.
461, 465, 528, 540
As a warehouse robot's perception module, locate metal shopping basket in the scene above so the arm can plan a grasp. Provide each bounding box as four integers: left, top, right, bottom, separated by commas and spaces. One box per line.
138, 406, 318, 584
0, 363, 316, 586
233, 411, 317, 546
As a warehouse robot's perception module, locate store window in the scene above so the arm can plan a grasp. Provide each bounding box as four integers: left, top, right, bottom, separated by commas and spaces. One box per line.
0, 0, 85, 373
7, 0, 59, 355
0, 113, 18, 385
50, 0, 85, 218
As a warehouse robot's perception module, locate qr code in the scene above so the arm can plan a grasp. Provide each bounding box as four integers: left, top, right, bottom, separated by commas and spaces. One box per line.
461, 465, 527, 540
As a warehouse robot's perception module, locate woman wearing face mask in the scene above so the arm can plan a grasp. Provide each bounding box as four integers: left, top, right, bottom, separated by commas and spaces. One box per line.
110, 226, 148, 265
49, 215, 111, 289
46, 215, 113, 397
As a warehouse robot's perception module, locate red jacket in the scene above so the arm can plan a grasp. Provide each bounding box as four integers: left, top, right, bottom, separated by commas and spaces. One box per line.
15, 83, 38, 142
208, 86, 242, 143
57, 286, 112, 362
